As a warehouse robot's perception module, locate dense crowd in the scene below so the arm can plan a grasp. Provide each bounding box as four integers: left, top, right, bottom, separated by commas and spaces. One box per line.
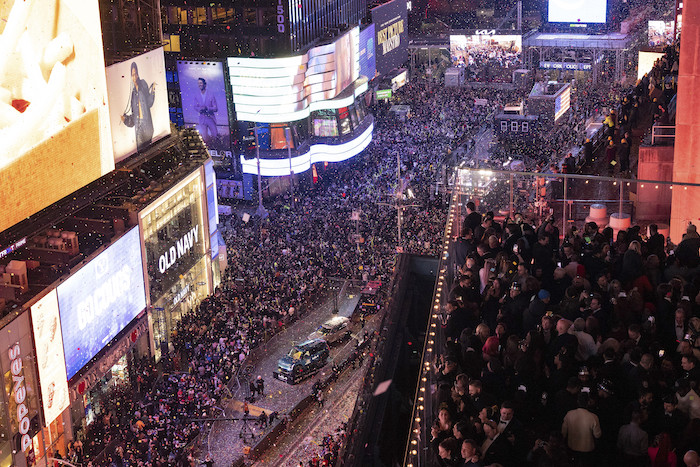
75, 75, 515, 466
426, 44, 697, 467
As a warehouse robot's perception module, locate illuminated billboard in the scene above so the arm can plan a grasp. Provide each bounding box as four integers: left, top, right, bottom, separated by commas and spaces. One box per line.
648, 21, 675, 47
176, 61, 230, 155
106, 47, 171, 163
359, 25, 377, 80
450, 34, 522, 83
240, 122, 374, 176
548, 0, 607, 24
0, 0, 114, 232
638, 51, 665, 80
30, 290, 70, 426
57, 228, 146, 379
228, 27, 361, 123
372, 0, 409, 75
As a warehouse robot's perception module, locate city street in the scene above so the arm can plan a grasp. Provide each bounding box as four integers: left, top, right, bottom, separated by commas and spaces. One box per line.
200, 282, 371, 465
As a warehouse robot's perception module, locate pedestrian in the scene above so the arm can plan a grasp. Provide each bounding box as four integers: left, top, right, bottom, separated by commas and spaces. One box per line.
256, 375, 265, 396
249, 380, 257, 399
317, 391, 324, 408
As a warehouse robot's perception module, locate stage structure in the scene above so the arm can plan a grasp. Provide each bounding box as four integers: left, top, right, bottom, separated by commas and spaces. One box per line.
523, 31, 634, 84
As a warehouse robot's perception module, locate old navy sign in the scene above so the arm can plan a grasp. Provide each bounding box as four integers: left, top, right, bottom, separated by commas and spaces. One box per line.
158, 225, 200, 274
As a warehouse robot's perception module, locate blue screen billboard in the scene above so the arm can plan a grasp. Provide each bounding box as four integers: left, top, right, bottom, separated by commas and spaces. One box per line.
359, 25, 377, 80
372, 0, 409, 75
176, 61, 231, 155
57, 228, 146, 379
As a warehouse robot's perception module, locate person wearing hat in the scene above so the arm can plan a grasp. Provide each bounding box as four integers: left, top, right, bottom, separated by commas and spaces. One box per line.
523, 289, 550, 334
499, 281, 529, 337
596, 378, 623, 459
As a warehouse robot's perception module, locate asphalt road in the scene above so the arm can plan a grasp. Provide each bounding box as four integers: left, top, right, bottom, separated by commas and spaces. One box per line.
202, 283, 364, 466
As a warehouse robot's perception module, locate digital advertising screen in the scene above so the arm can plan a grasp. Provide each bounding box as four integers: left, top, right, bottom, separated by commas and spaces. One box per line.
450, 34, 522, 83
228, 26, 360, 124
372, 0, 409, 75
638, 51, 665, 80
359, 25, 377, 80
0, 0, 114, 232
30, 290, 70, 426
648, 21, 675, 47
548, 0, 607, 24
57, 228, 146, 380
106, 47, 171, 163
176, 61, 230, 155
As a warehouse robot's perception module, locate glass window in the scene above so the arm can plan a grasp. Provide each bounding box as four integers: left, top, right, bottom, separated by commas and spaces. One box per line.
194, 7, 207, 25
338, 107, 351, 135
511, 121, 519, 132
177, 7, 188, 25
500, 121, 508, 132
521, 122, 529, 132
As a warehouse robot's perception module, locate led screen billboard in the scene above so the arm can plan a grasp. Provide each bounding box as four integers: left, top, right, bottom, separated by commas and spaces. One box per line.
57, 228, 146, 379
30, 290, 70, 426
176, 61, 230, 155
0, 0, 114, 232
372, 0, 409, 75
450, 35, 522, 83
106, 47, 171, 163
228, 26, 361, 124
648, 21, 675, 47
548, 0, 607, 24
359, 25, 377, 80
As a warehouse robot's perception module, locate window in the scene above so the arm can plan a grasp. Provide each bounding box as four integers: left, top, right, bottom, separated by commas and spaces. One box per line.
521, 122, 529, 132
194, 7, 207, 25
511, 121, 519, 132
501, 121, 508, 132
243, 8, 257, 25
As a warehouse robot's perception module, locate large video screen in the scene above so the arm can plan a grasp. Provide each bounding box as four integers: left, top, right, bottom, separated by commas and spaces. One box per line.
548, 0, 607, 24
228, 26, 360, 124
648, 21, 675, 47
0, 0, 113, 232
57, 228, 146, 379
359, 25, 377, 80
638, 51, 665, 80
176, 61, 230, 155
450, 35, 522, 83
372, 0, 409, 75
106, 47, 171, 163
30, 290, 70, 426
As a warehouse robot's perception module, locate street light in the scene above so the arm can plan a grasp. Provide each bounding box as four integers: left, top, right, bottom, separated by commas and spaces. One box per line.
253, 120, 268, 219
284, 126, 294, 207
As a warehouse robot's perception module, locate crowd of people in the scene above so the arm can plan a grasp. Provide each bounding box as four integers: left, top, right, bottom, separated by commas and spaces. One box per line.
76, 75, 510, 466
73, 35, 686, 467
425, 43, 700, 467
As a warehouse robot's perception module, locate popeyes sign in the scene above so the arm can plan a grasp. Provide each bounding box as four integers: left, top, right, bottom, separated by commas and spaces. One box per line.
8, 342, 32, 454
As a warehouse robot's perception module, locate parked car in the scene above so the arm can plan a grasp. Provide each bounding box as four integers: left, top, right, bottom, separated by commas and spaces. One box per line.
308, 316, 351, 344
274, 338, 330, 385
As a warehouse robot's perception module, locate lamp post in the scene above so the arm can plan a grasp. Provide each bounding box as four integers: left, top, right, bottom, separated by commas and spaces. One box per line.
285, 126, 294, 207
253, 121, 268, 218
